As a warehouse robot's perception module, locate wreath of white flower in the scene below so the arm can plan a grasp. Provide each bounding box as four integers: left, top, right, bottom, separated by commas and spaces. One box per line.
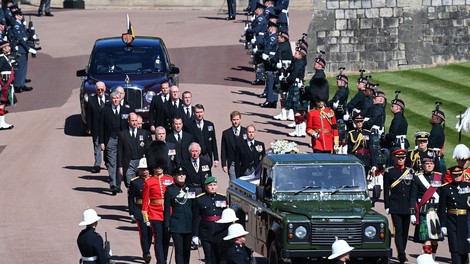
269, 140, 299, 154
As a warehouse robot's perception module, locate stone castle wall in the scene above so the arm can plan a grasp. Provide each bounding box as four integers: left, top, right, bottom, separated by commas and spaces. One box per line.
307, 0, 470, 73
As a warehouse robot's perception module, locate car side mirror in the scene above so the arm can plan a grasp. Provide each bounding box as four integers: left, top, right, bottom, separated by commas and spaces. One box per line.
169, 65, 180, 74
76, 69, 87, 77
256, 185, 265, 201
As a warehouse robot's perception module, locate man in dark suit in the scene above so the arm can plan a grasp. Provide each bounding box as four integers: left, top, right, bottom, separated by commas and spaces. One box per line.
179, 91, 196, 134
167, 85, 184, 128
166, 116, 197, 163
99, 91, 131, 195
191, 104, 219, 168
118, 113, 152, 187
149, 80, 171, 134
87, 81, 109, 173
146, 126, 178, 175
116, 86, 136, 113
221, 111, 247, 180
235, 125, 265, 178
182, 142, 212, 194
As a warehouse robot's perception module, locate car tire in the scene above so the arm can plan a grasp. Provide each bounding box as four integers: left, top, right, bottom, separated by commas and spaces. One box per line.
268, 241, 287, 264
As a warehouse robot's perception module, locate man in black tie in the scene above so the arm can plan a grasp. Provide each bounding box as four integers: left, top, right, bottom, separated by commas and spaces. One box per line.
118, 113, 152, 187
181, 142, 212, 194
166, 117, 197, 162
99, 91, 132, 195
180, 91, 196, 133
191, 104, 219, 168
221, 111, 247, 180
87, 81, 109, 173
168, 85, 183, 124
235, 125, 266, 178
149, 80, 171, 134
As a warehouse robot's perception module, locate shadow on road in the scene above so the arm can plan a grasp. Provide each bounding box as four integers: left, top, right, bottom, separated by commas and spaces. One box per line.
199, 16, 228, 20
110, 255, 143, 264
225, 76, 253, 84
233, 89, 261, 97
116, 226, 138, 232
73, 186, 112, 195
64, 165, 95, 173
78, 175, 109, 183
99, 213, 131, 223
99, 204, 129, 212
64, 114, 85, 137
231, 65, 254, 72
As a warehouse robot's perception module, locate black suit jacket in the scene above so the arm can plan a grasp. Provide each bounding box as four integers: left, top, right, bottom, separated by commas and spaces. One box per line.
148, 93, 171, 130
190, 119, 219, 165
166, 131, 197, 162
177, 105, 196, 134
99, 105, 131, 144
87, 94, 109, 137
221, 126, 247, 168
182, 157, 212, 188
235, 140, 265, 178
117, 128, 152, 174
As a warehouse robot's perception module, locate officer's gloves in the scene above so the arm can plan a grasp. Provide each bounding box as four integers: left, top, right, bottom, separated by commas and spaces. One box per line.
244, 24, 249, 32
343, 112, 350, 121
261, 53, 269, 61
252, 47, 258, 54
250, 38, 256, 44
192, 236, 201, 247
385, 208, 389, 215
276, 62, 282, 69
441, 227, 447, 236
352, 108, 361, 114
333, 100, 339, 109
278, 73, 284, 81
250, 15, 255, 22
28, 48, 37, 55
130, 215, 136, 223
410, 215, 416, 225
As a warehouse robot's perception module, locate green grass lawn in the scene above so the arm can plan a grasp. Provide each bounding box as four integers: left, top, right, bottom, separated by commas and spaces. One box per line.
326, 62, 470, 166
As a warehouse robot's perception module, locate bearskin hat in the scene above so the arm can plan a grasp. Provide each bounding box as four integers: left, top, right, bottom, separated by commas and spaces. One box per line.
308, 78, 329, 104
146, 141, 169, 172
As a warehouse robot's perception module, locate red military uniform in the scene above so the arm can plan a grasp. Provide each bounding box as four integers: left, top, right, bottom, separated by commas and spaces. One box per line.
142, 174, 174, 221
443, 167, 470, 183
306, 107, 338, 152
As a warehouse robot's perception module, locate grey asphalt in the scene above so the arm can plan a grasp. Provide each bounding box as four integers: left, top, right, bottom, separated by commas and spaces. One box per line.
0, 6, 452, 264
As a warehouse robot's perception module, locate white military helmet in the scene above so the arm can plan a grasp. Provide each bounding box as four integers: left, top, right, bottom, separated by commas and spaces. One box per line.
416, 253, 438, 264
328, 239, 354, 260
453, 144, 470, 160
79, 209, 101, 226
137, 157, 148, 169
216, 208, 239, 224
223, 223, 249, 240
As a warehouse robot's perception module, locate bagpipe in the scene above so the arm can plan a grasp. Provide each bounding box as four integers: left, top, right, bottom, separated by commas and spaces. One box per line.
1, 70, 16, 106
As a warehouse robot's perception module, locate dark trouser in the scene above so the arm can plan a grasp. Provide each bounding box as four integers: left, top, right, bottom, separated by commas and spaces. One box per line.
150, 220, 170, 264
38, 0, 51, 13
201, 238, 220, 264
227, 0, 236, 18
391, 213, 410, 261
451, 253, 469, 264
172, 233, 191, 264
92, 135, 102, 167
136, 218, 152, 256
105, 137, 118, 188
248, 0, 258, 13
13, 53, 27, 87
265, 71, 277, 103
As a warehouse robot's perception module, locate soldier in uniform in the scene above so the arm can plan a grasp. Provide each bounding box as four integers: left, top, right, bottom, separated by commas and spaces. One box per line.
327, 239, 354, 264
216, 208, 240, 263
383, 149, 414, 264
128, 157, 152, 264
0, 40, 14, 130
346, 114, 376, 173
192, 176, 227, 264
223, 223, 251, 264
243, 2, 267, 50
438, 166, 470, 264
328, 68, 349, 149
444, 144, 470, 183
409, 155, 443, 261
164, 166, 196, 264
406, 132, 440, 173
384, 92, 409, 153
77, 209, 107, 264
11, 9, 35, 93
248, 3, 268, 86
142, 141, 174, 264
362, 90, 386, 132
259, 21, 279, 108
345, 70, 369, 124
305, 82, 339, 153
429, 103, 446, 174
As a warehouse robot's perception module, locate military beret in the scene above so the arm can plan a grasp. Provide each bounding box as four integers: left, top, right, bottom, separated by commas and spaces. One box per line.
173, 166, 187, 176
268, 21, 279, 28
414, 131, 430, 141
255, 2, 265, 9
432, 109, 445, 121
296, 47, 307, 56
314, 57, 326, 68
12, 9, 22, 16
392, 98, 405, 109
204, 176, 217, 185
0, 41, 9, 49
392, 149, 407, 158
448, 166, 464, 177
336, 74, 348, 83
278, 30, 289, 39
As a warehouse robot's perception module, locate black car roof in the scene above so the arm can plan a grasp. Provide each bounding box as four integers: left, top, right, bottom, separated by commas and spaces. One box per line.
94, 36, 164, 49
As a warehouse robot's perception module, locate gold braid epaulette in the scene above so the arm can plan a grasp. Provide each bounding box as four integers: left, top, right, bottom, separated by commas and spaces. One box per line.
320, 109, 333, 125
349, 131, 364, 153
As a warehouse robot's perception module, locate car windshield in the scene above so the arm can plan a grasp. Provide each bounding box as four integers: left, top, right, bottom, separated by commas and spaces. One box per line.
273, 164, 366, 192
90, 46, 167, 74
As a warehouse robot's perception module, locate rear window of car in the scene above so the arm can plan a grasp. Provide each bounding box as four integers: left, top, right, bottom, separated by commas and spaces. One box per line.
90, 46, 167, 74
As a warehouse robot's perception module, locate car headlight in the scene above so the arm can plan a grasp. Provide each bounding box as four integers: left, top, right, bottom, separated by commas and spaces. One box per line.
84, 93, 89, 103
294, 226, 307, 239
364, 225, 377, 239
145, 91, 156, 103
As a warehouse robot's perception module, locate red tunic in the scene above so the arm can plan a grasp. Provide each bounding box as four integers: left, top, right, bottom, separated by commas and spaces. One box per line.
443, 167, 470, 183
142, 174, 174, 221
306, 107, 338, 152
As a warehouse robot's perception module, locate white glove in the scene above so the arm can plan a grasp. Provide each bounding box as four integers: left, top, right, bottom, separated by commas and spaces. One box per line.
28, 48, 37, 55
32, 34, 38, 40
261, 53, 269, 60
250, 15, 255, 22
297, 80, 303, 88
385, 208, 389, 215
252, 47, 258, 54
410, 215, 416, 225
244, 24, 248, 31
278, 73, 284, 81
333, 100, 339, 109
276, 62, 282, 69
130, 215, 136, 222
352, 108, 360, 114
250, 38, 256, 44
145, 221, 151, 227
109, 250, 113, 257
343, 112, 350, 121
441, 227, 447, 236
370, 166, 377, 173
310, 131, 319, 139
192, 236, 201, 246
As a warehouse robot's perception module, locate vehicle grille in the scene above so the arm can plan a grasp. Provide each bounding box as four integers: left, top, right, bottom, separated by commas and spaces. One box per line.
311, 221, 362, 245
125, 88, 143, 110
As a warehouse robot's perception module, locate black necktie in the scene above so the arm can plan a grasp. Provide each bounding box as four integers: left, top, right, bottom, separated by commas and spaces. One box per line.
114, 108, 118, 116
177, 133, 181, 143
185, 107, 190, 118
99, 97, 103, 107
250, 142, 255, 152
132, 129, 136, 138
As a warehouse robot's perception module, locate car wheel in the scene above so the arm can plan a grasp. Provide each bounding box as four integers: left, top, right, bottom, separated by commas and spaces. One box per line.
268, 241, 287, 264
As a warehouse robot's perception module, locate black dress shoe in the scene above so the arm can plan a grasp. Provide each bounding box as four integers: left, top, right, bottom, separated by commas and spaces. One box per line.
22, 86, 33, 92
226, 16, 235, 20
25, 79, 31, 83
110, 186, 117, 196
45, 12, 54, 17
260, 101, 277, 108
251, 79, 265, 85
143, 254, 151, 264
258, 92, 266, 98
91, 166, 100, 173
117, 188, 123, 193
14, 87, 22, 93
37, 11, 42, 17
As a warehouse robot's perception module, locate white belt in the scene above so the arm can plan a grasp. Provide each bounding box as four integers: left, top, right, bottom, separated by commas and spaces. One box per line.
258, 32, 265, 36
396, 135, 406, 139
81, 256, 98, 261
282, 9, 288, 14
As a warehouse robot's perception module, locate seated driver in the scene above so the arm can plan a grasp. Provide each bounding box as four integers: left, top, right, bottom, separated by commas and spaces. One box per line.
98, 54, 123, 73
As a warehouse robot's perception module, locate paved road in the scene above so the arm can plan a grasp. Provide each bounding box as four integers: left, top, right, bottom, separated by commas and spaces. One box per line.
0, 6, 452, 264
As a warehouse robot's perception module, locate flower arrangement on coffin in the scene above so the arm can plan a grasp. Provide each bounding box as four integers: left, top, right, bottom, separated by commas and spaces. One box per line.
269, 140, 299, 154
